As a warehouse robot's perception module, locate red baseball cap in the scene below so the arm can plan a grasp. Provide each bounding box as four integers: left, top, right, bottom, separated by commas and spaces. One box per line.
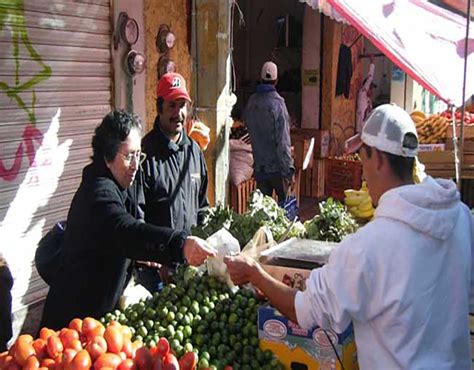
156, 72, 191, 102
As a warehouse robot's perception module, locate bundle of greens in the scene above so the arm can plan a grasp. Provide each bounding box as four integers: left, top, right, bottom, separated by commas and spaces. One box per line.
192, 190, 305, 247
304, 197, 358, 242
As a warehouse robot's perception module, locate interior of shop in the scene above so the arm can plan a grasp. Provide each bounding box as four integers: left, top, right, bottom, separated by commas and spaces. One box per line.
231, 0, 306, 127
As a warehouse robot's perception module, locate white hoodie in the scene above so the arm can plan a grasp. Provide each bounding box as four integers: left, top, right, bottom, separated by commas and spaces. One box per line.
295, 177, 474, 369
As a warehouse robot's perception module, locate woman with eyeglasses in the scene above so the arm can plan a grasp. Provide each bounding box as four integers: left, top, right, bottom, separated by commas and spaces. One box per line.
40, 110, 216, 330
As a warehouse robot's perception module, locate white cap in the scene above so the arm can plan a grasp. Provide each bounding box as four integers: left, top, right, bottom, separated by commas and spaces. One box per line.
261, 61, 278, 81
345, 104, 419, 157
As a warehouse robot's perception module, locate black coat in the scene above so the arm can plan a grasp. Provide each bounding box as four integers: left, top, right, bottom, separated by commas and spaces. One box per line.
41, 161, 187, 329
141, 118, 209, 234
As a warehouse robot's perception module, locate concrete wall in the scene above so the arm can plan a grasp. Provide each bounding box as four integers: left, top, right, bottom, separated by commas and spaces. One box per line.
143, 0, 192, 131
321, 19, 363, 156
113, 0, 146, 122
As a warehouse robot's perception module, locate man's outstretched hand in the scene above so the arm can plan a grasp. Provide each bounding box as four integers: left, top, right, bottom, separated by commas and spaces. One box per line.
224, 254, 259, 286
183, 236, 216, 266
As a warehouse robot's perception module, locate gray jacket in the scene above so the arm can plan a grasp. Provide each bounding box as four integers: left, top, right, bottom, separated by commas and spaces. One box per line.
243, 85, 294, 178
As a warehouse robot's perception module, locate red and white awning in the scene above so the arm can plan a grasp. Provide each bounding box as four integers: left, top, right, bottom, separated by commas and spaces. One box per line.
303, 0, 474, 106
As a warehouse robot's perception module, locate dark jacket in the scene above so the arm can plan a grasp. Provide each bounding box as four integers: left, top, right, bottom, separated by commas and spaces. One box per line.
243, 84, 294, 179
41, 161, 187, 329
141, 118, 209, 234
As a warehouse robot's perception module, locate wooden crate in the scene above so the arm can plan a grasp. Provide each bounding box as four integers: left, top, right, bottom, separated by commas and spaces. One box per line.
229, 170, 302, 214
418, 150, 456, 179
229, 177, 257, 214
324, 158, 362, 201
300, 159, 325, 198
446, 125, 474, 139
290, 128, 330, 159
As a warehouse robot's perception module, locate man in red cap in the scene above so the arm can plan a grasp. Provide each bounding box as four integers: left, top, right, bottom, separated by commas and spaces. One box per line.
137, 72, 209, 292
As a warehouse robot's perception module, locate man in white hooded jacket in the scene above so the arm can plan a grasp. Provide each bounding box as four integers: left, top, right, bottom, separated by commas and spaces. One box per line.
225, 104, 474, 369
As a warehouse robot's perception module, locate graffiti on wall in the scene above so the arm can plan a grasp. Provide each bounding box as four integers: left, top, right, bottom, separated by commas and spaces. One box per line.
0, 0, 52, 182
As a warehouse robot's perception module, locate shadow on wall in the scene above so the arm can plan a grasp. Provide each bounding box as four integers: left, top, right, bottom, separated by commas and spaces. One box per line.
0, 109, 72, 342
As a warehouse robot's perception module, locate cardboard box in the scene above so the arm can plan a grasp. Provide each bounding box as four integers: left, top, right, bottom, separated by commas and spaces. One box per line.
261, 264, 312, 291
418, 144, 446, 152
258, 306, 358, 370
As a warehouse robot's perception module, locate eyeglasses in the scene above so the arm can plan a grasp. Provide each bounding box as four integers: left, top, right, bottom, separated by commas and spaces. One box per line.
118, 151, 147, 165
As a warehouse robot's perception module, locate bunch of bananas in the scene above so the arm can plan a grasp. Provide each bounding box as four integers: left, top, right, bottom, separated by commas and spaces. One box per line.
344, 181, 374, 220
411, 112, 450, 144
335, 153, 360, 161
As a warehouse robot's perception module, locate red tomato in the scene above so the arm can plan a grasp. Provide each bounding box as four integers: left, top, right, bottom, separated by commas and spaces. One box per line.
3, 355, 21, 370
70, 350, 91, 370
85, 336, 107, 361
118, 359, 137, 370
66, 339, 83, 352
47, 335, 64, 359
121, 339, 133, 359
40, 358, 56, 370
13, 336, 35, 366
104, 326, 123, 354
32, 339, 47, 360
134, 347, 152, 370
120, 327, 132, 342
68, 319, 83, 334
22, 355, 40, 370
161, 353, 178, 369
39, 329, 55, 342
93, 353, 122, 370
156, 339, 169, 358
59, 329, 80, 349
60, 348, 77, 370
178, 351, 197, 370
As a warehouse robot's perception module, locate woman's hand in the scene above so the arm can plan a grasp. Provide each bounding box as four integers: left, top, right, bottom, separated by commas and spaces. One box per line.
183, 236, 217, 266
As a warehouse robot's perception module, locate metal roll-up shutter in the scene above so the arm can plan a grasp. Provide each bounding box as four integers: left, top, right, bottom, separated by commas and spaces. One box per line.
0, 0, 112, 330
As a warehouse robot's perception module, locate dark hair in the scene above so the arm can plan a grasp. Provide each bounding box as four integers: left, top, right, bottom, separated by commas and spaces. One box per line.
156, 97, 164, 114
156, 96, 192, 115
91, 110, 142, 162
362, 144, 414, 182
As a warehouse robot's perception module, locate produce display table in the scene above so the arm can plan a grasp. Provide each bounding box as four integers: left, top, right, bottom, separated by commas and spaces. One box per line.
257, 238, 358, 370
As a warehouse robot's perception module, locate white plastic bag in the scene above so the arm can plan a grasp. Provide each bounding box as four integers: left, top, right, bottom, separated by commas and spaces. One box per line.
206, 228, 240, 288
119, 277, 152, 310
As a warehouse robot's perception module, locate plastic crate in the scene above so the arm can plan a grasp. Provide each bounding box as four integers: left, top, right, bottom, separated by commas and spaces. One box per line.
324, 158, 362, 200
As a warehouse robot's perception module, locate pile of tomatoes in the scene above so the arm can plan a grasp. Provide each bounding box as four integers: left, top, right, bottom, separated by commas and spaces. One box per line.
0, 317, 204, 370
440, 110, 474, 125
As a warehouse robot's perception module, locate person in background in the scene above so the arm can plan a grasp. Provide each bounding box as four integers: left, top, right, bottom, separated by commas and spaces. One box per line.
138, 72, 209, 292
225, 104, 474, 369
40, 110, 215, 330
243, 61, 295, 201
356, 55, 377, 133
0, 253, 13, 351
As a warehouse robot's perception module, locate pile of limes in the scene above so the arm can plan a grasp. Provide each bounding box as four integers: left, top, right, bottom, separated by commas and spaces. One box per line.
102, 266, 284, 370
